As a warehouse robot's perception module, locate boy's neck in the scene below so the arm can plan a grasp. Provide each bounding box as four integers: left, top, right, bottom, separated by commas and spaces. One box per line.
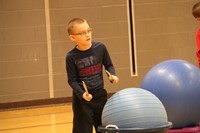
76, 43, 92, 51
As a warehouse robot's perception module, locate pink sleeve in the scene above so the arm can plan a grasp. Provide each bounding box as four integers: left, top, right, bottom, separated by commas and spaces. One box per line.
196, 28, 200, 50
196, 28, 200, 68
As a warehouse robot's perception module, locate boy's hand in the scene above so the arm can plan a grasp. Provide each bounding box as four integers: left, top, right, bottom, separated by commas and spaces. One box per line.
106, 70, 119, 83
109, 75, 119, 83
82, 92, 93, 102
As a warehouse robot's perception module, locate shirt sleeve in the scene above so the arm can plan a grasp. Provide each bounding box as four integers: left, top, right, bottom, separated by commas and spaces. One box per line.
102, 44, 116, 75
66, 54, 84, 99
196, 29, 200, 68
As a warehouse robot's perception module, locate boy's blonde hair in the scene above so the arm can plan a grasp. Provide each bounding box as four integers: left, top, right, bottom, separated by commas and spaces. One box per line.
67, 18, 86, 35
192, 1, 200, 18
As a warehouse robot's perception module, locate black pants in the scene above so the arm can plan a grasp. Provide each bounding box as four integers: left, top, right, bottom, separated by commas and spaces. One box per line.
72, 89, 107, 133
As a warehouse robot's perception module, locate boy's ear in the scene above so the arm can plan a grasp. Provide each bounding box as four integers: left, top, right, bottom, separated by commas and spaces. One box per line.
69, 35, 75, 41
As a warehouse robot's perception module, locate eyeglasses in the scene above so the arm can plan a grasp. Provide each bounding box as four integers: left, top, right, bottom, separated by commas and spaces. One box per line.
72, 28, 93, 36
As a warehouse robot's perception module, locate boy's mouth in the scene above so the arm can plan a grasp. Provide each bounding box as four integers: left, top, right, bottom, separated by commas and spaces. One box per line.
86, 38, 91, 41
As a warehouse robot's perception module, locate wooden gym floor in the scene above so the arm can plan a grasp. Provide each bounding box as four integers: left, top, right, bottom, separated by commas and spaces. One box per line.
0, 103, 79, 133
1, 103, 199, 133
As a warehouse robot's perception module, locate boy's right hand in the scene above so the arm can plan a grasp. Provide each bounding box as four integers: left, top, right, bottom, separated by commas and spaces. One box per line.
82, 92, 93, 102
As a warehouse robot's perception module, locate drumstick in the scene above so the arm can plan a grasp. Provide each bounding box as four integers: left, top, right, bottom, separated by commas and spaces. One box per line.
82, 81, 89, 95
106, 70, 114, 82
106, 70, 111, 77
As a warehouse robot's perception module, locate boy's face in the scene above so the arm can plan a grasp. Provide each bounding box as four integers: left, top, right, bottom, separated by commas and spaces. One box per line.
69, 21, 92, 47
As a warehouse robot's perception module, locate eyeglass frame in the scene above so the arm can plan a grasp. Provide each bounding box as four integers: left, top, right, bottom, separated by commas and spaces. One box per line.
71, 28, 93, 36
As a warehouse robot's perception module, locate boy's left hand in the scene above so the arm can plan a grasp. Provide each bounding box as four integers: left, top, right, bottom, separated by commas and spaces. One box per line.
109, 75, 119, 83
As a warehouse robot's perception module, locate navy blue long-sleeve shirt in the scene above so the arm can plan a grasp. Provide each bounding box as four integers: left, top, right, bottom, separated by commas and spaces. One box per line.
66, 42, 115, 99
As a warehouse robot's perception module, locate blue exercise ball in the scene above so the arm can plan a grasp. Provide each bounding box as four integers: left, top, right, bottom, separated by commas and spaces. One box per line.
141, 59, 200, 129
102, 88, 170, 129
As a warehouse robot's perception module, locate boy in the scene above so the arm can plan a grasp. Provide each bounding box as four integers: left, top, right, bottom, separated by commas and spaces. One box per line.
192, 1, 200, 68
66, 18, 119, 133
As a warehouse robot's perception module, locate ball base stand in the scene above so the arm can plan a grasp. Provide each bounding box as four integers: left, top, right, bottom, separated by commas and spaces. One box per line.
98, 122, 172, 133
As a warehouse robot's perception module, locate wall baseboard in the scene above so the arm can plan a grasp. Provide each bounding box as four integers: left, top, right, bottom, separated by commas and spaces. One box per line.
0, 97, 71, 111
0, 93, 114, 111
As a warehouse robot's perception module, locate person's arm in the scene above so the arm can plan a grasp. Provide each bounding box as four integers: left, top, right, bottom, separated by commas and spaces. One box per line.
196, 29, 200, 68
196, 29, 200, 51
102, 44, 119, 83
196, 50, 200, 68
66, 54, 93, 101
66, 54, 84, 99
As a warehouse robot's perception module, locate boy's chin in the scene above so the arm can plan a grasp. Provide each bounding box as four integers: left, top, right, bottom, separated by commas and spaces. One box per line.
86, 40, 92, 45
